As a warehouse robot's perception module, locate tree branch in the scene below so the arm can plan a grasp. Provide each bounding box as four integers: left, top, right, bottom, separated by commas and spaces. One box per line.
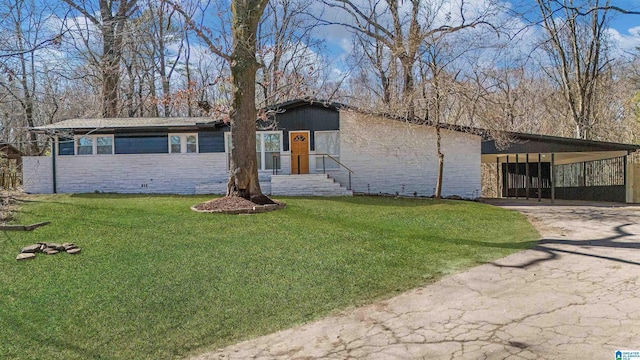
165, 0, 231, 62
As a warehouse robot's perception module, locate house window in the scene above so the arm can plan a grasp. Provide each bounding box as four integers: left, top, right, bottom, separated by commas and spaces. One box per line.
226, 131, 282, 170
96, 136, 113, 154
77, 137, 93, 155
315, 131, 340, 169
169, 133, 198, 153
263, 133, 280, 170
186, 135, 197, 153
75, 135, 114, 155
58, 137, 74, 155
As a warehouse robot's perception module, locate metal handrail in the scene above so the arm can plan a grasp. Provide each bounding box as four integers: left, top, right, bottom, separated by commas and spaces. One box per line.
315, 153, 353, 190
315, 153, 355, 174
273, 153, 355, 190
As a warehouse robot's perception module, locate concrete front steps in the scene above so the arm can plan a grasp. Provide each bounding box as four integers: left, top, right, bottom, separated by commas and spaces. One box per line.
195, 178, 272, 195
271, 174, 352, 196
195, 174, 351, 196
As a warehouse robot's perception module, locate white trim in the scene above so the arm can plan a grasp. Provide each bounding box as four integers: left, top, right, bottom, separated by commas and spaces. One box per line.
74, 134, 114, 155
259, 131, 283, 171
225, 131, 283, 170
314, 130, 340, 170
169, 133, 198, 154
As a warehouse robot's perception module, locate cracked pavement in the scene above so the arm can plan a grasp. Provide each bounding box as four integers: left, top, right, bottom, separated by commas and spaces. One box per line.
189, 199, 640, 360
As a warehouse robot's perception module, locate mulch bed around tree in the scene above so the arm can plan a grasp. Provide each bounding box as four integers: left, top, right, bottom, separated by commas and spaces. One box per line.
192, 196, 285, 214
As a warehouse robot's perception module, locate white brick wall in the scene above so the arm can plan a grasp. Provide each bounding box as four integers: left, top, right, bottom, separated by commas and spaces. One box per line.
24, 153, 228, 194
23, 156, 54, 194
333, 111, 481, 198
22, 111, 480, 197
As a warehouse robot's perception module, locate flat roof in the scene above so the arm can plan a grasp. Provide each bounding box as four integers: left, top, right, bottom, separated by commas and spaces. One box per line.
33, 117, 222, 131
483, 132, 640, 154
482, 132, 640, 165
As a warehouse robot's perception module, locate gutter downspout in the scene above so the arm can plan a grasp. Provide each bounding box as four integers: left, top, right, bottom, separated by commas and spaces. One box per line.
52, 135, 57, 194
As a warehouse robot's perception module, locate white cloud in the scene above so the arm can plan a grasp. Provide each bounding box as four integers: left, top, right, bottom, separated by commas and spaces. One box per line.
606, 27, 640, 59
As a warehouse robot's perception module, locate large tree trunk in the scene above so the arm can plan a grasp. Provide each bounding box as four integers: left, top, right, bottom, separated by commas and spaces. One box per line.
226, 55, 262, 200
102, 59, 120, 117
101, 19, 120, 118
226, 0, 272, 205
401, 58, 415, 119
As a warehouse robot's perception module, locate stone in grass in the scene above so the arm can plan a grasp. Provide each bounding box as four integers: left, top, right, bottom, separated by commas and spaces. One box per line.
20, 244, 42, 253
46, 243, 65, 251
16, 253, 36, 261
67, 248, 81, 255
62, 243, 76, 251
44, 248, 59, 255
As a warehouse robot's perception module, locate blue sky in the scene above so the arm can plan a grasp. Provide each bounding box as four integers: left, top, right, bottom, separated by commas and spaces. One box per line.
314, 0, 640, 64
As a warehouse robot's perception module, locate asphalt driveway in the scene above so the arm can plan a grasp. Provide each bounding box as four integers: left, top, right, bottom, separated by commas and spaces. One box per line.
190, 199, 640, 360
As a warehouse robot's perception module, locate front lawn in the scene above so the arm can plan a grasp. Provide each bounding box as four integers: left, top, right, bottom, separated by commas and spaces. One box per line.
0, 195, 538, 359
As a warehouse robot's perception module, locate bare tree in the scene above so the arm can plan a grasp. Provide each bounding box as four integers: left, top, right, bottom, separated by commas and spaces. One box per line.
61, 0, 138, 118
171, 0, 272, 203
256, 0, 325, 106
350, 25, 397, 106
534, 0, 613, 140
147, 0, 184, 117
0, 0, 62, 154
322, 0, 497, 118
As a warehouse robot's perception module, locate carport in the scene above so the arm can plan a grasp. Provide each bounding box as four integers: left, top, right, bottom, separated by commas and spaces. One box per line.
482, 133, 640, 203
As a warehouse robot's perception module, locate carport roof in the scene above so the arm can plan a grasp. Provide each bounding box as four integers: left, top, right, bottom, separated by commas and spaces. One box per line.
482, 132, 640, 154
482, 132, 640, 165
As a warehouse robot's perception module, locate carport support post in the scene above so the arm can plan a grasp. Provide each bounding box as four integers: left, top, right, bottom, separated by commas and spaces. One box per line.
624, 155, 628, 202
515, 154, 519, 199
496, 157, 500, 198
537, 153, 541, 202
551, 153, 555, 203
525, 154, 530, 199
505, 155, 510, 198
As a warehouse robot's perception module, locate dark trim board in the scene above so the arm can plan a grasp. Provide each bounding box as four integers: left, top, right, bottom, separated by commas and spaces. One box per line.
482, 134, 640, 155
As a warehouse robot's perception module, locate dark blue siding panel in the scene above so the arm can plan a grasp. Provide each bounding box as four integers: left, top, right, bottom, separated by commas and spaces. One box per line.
271, 106, 339, 151
198, 131, 225, 153
58, 138, 74, 155
115, 135, 168, 154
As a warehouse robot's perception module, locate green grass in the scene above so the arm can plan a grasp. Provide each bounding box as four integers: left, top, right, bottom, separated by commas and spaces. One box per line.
0, 195, 538, 359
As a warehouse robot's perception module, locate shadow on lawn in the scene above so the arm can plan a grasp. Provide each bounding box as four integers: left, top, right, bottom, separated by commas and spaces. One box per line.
69, 193, 209, 199
67, 193, 478, 209
492, 223, 640, 268
295, 195, 470, 208
1, 305, 103, 359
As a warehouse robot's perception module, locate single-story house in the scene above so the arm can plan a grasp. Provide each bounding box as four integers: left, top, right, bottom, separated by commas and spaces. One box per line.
23, 99, 482, 198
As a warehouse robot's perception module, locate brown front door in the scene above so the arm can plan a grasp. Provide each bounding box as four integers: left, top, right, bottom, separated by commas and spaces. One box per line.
290, 131, 309, 174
